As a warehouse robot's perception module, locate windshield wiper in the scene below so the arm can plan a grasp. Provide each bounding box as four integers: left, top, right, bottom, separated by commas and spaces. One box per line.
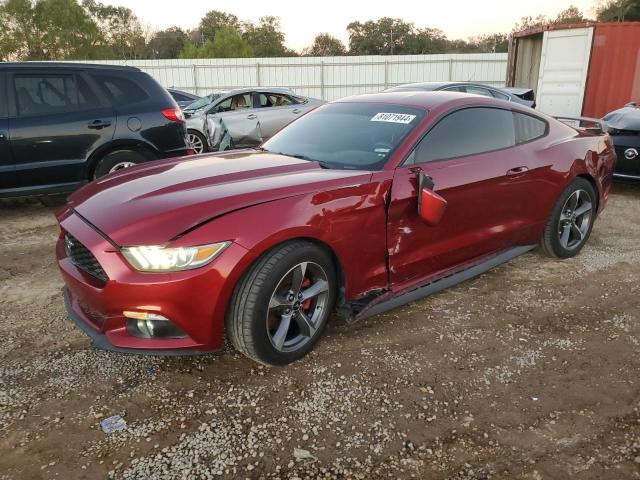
263, 150, 332, 169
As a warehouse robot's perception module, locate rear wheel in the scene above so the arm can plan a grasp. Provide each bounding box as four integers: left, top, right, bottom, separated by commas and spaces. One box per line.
540, 178, 596, 258
93, 150, 148, 179
226, 241, 336, 365
187, 130, 208, 154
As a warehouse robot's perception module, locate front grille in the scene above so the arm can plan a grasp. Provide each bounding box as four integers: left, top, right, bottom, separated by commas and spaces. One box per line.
64, 232, 108, 282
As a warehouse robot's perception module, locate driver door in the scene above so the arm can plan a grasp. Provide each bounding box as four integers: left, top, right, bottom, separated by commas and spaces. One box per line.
387, 107, 534, 286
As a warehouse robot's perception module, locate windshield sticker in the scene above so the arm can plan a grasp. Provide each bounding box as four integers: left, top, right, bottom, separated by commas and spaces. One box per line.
371, 112, 416, 124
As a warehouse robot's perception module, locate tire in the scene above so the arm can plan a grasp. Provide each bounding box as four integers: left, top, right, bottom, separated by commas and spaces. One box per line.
93, 150, 148, 179
540, 177, 597, 259
187, 130, 209, 154
39, 194, 67, 207
226, 241, 336, 365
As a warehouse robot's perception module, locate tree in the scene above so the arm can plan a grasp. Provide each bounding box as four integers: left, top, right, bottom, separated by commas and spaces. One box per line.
242, 16, 291, 57
347, 17, 415, 55
83, 0, 146, 59
199, 10, 240, 43
179, 27, 253, 59
148, 27, 187, 59
406, 28, 450, 54
465, 33, 509, 53
596, 0, 640, 21
303, 33, 346, 56
554, 5, 589, 23
0, 0, 105, 60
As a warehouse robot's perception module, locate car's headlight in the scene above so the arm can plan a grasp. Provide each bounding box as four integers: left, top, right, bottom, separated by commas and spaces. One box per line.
121, 242, 230, 272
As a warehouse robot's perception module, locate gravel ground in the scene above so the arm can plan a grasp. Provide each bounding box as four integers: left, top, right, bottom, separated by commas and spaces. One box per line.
1, 183, 639, 480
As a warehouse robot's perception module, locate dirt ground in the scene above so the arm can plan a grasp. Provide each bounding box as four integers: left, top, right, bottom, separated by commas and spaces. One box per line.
1, 183, 640, 480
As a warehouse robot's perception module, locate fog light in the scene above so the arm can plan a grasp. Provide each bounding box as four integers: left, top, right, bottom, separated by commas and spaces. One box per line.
123, 311, 188, 339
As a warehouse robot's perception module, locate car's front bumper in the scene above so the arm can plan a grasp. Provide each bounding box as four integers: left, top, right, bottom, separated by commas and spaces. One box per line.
56, 210, 248, 354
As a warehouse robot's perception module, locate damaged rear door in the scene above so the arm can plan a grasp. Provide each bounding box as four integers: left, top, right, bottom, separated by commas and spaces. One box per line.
387, 106, 533, 286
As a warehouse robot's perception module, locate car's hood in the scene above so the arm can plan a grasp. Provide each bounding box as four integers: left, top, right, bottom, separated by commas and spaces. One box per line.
68, 151, 370, 246
603, 104, 640, 131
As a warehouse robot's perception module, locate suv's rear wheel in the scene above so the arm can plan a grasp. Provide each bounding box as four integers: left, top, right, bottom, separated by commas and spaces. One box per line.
227, 241, 336, 365
187, 130, 208, 154
540, 178, 596, 258
93, 150, 148, 179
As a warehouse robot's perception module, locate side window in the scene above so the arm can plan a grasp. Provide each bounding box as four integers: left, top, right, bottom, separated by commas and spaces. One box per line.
513, 112, 547, 144
256, 93, 294, 108
490, 89, 510, 101
0, 73, 6, 118
442, 86, 465, 93
171, 91, 190, 102
463, 86, 493, 98
14, 73, 100, 117
408, 107, 516, 164
91, 74, 148, 105
214, 94, 252, 112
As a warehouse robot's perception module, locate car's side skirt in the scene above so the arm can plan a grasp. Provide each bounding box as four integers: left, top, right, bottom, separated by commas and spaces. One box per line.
353, 244, 537, 322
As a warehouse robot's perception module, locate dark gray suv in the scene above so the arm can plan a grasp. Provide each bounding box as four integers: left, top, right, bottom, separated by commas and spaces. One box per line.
0, 63, 191, 198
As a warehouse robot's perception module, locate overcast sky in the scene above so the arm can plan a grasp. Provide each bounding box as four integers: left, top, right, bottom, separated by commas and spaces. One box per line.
104, 0, 597, 50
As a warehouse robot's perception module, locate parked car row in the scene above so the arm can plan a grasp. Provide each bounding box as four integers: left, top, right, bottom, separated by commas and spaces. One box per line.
3, 61, 638, 200
0, 63, 191, 197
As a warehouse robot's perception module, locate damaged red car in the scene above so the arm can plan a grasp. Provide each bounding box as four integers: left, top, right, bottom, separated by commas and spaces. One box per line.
56, 92, 616, 365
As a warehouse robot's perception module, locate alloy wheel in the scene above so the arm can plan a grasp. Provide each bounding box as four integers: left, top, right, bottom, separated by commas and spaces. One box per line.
266, 262, 329, 353
557, 189, 593, 250
187, 133, 204, 154
108, 161, 136, 174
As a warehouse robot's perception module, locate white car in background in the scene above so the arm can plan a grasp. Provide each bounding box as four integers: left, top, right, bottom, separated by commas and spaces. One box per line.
184, 88, 323, 153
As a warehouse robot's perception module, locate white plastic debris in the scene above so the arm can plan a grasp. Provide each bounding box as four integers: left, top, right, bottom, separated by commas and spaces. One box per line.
100, 415, 127, 433
293, 448, 317, 461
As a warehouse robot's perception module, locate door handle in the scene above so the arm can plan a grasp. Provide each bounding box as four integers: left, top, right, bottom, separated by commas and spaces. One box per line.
88, 120, 111, 130
506, 166, 529, 176
247, 113, 257, 120
292, 108, 301, 114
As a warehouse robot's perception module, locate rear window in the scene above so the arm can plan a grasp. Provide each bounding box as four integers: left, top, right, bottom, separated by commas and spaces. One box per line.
14, 73, 100, 116
513, 112, 547, 144
91, 74, 148, 105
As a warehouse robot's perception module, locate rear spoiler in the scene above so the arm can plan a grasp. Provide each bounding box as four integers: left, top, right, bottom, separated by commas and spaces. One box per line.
553, 116, 607, 135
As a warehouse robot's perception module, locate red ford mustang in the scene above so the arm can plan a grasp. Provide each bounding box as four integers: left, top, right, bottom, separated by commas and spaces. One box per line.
56, 92, 616, 365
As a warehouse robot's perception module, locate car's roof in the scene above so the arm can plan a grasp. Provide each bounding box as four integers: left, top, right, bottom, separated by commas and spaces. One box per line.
387, 81, 508, 92
0, 62, 141, 72
336, 90, 505, 109
225, 87, 296, 95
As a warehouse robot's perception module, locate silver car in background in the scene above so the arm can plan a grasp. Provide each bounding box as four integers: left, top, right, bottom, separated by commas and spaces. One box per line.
184, 88, 323, 153
385, 82, 536, 108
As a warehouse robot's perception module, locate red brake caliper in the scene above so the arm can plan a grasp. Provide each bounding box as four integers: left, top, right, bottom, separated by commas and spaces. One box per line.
301, 278, 312, 310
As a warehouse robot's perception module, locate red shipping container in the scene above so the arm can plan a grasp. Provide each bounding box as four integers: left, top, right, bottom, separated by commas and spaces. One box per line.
583, 22, 640, 118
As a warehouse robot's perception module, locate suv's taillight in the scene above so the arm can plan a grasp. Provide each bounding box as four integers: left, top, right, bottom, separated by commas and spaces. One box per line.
161, 108, 185, 123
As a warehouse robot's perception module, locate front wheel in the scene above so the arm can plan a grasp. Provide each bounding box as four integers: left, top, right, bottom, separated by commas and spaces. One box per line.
540, 178, 596, 258
226, 241, 336, 365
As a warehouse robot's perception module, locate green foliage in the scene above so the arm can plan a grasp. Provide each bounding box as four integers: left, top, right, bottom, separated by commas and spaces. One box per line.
596, 0, 640, 21
179, 27, 253, 59
242, 16, 292, 57
148, 27, 187, 59
303, 33, 347, 56
199, 10, 240, 44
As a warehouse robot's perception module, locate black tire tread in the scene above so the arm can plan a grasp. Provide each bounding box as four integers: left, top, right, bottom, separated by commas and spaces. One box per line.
226, 240, 319, 365
540, 177, 596, 259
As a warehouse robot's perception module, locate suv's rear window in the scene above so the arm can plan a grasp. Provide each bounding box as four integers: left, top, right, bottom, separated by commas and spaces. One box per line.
14, 73, 99, 116
91, 74, 148, 105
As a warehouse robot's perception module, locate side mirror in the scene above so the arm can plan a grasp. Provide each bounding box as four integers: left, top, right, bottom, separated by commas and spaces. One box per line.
417, 170, 447, 226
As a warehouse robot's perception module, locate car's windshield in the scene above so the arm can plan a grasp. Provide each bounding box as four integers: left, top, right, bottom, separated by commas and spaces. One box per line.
184, 92, 226, 112
262, 102, 426, 170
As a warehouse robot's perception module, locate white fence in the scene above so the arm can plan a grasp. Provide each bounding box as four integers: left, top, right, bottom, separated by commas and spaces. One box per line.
83, 53, 508, 101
